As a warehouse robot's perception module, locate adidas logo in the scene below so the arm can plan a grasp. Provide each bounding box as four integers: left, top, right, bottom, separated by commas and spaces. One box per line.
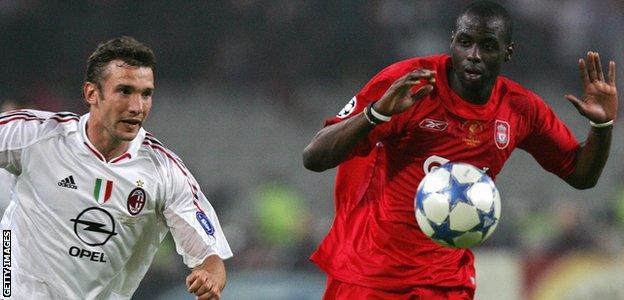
58, 176, 78, 189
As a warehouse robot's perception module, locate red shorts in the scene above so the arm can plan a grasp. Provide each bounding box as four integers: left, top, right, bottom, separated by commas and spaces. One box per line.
323, 276, 474, 300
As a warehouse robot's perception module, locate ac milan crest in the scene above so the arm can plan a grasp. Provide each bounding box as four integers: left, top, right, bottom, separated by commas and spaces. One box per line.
127, 188, 146, 215
494, 120, 510, 149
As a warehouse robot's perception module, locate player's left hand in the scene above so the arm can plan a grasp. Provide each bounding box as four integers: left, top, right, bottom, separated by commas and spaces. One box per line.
186, 269, 222, 300
565, 51, 618, 124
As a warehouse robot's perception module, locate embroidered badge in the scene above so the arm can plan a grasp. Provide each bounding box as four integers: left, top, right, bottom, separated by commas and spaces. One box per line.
196, 211, 215, 236
337, 97, 357, 118
127, 188, 146, 215
494, 120, 510, 149
462, 120, 485, 147
93, 178, 113, 204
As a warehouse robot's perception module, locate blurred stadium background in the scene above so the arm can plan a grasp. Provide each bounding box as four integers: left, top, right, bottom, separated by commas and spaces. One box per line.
1, 1, 624, 299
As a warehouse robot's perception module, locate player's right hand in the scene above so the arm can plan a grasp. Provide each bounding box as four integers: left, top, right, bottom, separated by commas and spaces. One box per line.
373, 69, 436, 116
186, 269, 221, 300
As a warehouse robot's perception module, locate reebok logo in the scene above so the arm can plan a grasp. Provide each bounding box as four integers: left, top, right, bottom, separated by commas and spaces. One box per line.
419, 118, 448, 131
58, 176, 78, 189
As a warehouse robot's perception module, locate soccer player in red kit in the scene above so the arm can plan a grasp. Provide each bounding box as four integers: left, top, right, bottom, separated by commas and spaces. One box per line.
302, 1, 618, 299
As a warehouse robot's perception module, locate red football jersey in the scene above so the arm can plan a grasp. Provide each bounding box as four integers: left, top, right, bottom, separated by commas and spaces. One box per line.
311, 54, 579, 291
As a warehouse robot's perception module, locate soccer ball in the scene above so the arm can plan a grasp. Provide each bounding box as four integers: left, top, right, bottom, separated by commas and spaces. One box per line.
415, 162, 501, 248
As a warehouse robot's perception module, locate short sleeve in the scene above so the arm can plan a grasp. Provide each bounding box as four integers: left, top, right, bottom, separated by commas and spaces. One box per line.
162, 157, 232, 268
518, 97, 580, 179
0, 110, 57, 175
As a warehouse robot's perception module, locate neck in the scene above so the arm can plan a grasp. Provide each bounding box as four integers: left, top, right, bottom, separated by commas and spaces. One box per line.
86, 119, 130, 162
448, 70, 494, 105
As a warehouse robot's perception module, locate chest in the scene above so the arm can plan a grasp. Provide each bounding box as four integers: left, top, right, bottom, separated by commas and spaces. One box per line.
19, 139, 162, 225
386, 105, 527, 178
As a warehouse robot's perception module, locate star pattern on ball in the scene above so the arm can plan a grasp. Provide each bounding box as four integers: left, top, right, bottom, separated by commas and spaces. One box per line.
429, 220, 460, 246
440, 174, 474, 210
415, 188, 428, 211
472, 205, 498, 234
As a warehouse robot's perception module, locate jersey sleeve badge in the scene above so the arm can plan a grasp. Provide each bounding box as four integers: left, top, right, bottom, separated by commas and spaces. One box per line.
337, 97, 357, 119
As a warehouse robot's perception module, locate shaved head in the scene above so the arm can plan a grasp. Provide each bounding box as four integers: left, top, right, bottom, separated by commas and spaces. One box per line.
456, 1, 512, 44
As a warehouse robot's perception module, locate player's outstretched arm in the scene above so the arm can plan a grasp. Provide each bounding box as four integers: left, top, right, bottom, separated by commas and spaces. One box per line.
186, 254, 226, 300
564, 51, 618, 189
303, 69, 435, 172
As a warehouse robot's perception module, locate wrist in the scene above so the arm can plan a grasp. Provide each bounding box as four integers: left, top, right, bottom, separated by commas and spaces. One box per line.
591, 125, 613, 136
371, 101, 390, 116
364, 101, 392, 125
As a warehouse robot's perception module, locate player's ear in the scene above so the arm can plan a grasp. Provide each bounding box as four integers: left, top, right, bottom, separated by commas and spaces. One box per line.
504, 42, 514, 62
83, 82, 99, 106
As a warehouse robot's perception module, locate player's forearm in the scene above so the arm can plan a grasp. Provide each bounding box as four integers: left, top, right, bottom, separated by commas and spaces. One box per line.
565, 126, 612, 189
303, 112, 374, 172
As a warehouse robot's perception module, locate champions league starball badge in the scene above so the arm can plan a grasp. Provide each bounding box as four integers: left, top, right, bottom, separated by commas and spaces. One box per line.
337, 97, 357, 118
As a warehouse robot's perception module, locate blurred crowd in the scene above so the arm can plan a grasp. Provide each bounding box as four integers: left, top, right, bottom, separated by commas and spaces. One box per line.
2, 1, 624, 298
3, 1, 622, 113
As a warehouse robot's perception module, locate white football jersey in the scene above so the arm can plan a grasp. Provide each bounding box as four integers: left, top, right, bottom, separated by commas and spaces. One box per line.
0, 170, 15, 214
0, 110, 232, 299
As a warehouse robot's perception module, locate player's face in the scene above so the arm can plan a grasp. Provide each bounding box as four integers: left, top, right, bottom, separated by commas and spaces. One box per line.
90, 60, 154, 142
450, 14, 510, 93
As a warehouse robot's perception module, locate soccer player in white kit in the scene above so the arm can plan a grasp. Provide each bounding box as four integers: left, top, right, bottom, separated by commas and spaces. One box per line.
0, 100, 23, 215
0, 37, 232, 299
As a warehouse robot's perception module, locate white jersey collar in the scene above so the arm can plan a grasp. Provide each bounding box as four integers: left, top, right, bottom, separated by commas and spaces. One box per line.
78, 113, 146, 163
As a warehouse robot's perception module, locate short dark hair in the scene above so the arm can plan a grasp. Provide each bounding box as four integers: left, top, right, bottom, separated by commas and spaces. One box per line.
85, 36, 156, 88
457, 1, 512, 43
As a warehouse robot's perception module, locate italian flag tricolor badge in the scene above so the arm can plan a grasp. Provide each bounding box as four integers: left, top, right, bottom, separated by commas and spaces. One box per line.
94, 178, 113, 204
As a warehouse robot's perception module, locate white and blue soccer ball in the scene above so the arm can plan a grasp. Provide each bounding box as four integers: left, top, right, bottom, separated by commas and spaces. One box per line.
415, 162, 501, 248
